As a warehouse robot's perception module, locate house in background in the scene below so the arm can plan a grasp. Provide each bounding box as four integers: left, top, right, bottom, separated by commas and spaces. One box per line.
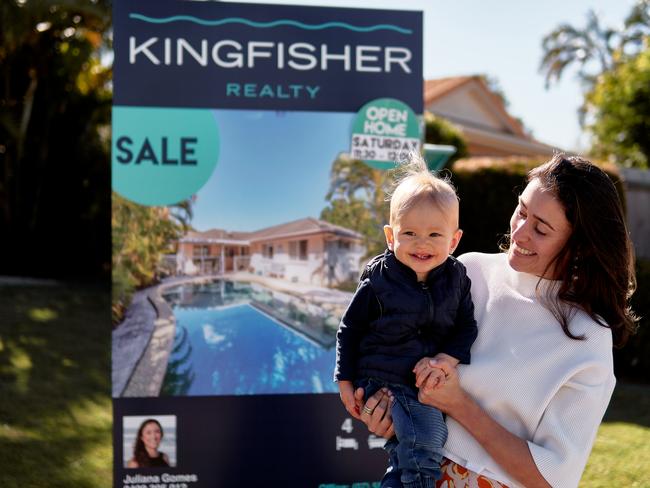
175, 217, 365, 287
177, 229, 252, 275
424, 76, 557, 157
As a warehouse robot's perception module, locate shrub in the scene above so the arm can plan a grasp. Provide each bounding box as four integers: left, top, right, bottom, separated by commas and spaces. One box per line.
614, 259, 650, 382
450, 157, 544, 255
424, 112, 468, 165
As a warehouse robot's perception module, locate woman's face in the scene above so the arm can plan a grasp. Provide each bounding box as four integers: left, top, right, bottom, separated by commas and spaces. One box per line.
140, 422, 162, 451
508, 178, 572, 278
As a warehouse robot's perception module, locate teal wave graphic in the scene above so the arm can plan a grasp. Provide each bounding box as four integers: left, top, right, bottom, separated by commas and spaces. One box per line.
129, 13, 412, 34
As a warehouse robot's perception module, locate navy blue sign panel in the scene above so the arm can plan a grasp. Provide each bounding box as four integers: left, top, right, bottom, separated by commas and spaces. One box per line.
114, 395, 387, 487
113, 0, 423, 112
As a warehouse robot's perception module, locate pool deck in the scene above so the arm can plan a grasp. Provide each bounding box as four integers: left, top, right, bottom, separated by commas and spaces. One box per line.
112, 274, 352, 397
227, 271, 352, 304
112, 276, 213, 397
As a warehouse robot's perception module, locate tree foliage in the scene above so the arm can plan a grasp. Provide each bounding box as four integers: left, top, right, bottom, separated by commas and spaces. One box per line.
0, 0, 112, 278
112, 194, 193, 323
586, 47, 650, 169
540, 10, 618, 88
540, 1, 650, 168
423, 112, 468, 164
320, 153, 392, 260
540, 1, 650, 89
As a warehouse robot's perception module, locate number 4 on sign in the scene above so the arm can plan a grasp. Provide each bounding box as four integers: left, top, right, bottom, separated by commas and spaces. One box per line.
341, 418, 353, 433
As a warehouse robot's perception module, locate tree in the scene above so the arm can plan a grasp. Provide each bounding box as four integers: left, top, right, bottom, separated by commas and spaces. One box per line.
540, 9, 618, 89
423, 112, 468, 164
540, 1, 650, 168
112, 194, 193, 323
585, 47, 650, 168
539, 1, 650, 89
320, 153, 392, 260
0, 0, 112, 278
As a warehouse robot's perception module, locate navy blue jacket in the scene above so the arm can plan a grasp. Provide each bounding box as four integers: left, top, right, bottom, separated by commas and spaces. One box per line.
334, 250, 478, 386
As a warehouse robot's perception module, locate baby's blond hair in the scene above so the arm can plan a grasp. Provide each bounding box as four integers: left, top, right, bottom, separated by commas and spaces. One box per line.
388, 153, 459, 227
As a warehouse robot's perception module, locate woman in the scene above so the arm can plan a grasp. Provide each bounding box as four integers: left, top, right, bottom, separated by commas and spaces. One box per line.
127, 418, 171, 468
358, 154, 637, 488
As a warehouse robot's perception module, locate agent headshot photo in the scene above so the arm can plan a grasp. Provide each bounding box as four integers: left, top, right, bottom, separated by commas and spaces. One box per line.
123, 416, 177, 468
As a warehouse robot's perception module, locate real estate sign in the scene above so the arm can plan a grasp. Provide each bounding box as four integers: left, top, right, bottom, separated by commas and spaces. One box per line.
112, 1, 422, 486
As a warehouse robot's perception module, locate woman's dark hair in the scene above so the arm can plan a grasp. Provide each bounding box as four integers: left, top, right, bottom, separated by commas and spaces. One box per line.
133, 418, 164, 467
528, 153, 637, 347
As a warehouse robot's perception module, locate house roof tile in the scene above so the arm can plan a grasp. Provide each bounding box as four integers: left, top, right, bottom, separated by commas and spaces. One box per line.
424, 76, 475, 103
248, 217, 363, 241
182, 217, 363, 244
425, 75, 528, 138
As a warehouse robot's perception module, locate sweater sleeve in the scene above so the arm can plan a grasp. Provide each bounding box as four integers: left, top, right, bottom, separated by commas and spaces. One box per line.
526, 362, 616, 488
333, 279, 379, 382
440, 268, 478, 364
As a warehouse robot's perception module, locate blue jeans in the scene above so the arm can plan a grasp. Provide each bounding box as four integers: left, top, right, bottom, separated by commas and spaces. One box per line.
357, 378, 447, 488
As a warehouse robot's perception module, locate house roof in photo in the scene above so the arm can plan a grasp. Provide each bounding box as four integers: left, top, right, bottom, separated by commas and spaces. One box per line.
181, 228, 253, 244
248, 217, 363, 242
182, 218, 363, 245
424, 75, 558, 157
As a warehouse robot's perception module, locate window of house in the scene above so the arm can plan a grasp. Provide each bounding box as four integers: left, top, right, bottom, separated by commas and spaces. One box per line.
289, 240, 307, 260
263, 244, 274, 258
194, 245, 210, 257
299, 240, 308, 260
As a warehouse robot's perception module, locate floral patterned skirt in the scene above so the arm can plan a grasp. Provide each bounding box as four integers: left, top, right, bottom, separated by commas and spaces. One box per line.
436, 458, 510, 488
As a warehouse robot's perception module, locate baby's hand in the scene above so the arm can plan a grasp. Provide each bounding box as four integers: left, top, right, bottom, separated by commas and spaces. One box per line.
413, 357, 447, 389
338, 381, 362, 419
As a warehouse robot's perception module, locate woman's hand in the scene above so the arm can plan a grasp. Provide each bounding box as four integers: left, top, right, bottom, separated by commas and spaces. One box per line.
417, 359, 468, 415
354, 387, 395, 439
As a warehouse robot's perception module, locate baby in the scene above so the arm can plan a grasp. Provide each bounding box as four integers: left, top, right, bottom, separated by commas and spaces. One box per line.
334, 154, 477, 488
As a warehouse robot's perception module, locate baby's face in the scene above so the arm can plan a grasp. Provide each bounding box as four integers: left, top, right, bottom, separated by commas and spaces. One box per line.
384, 200, 462, 282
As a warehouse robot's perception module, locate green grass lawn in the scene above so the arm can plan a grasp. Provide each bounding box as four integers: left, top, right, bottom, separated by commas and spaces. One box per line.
581, 383, 650, 487
0, 284, 112, 488
0, 284, 648, 487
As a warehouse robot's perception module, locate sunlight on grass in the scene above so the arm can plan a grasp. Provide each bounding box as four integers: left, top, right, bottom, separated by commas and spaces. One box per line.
581, 421, 650, 486
7, 344, 33, 394
28, 307, 59, 322
61, 357, 77, 368
0, 284, 112, 488
0, 424, 41, 442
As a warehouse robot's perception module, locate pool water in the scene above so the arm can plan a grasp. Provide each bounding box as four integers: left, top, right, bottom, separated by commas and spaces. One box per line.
161, 281, 338, 396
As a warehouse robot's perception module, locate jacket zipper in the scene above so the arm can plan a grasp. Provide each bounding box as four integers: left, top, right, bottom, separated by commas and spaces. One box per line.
420, 282, 435, 329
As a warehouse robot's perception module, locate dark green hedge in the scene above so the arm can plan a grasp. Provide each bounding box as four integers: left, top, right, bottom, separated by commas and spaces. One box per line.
450, 158, 549, 255
614, 259, 650, 382
448, 157, 647, 382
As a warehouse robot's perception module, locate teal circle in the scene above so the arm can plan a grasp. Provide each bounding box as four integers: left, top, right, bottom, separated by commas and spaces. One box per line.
350, 98, 421, 170
112, 107, 219, 206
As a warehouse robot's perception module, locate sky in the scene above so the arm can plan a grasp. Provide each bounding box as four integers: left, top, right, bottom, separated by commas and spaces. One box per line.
192, 110, 354, 231
225, 0, 636, 151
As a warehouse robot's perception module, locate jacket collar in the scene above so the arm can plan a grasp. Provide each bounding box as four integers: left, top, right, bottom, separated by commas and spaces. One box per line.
382, 249, 447, 285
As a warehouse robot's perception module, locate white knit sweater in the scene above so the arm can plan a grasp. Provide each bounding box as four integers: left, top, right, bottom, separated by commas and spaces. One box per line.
442, 252, 615, 488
